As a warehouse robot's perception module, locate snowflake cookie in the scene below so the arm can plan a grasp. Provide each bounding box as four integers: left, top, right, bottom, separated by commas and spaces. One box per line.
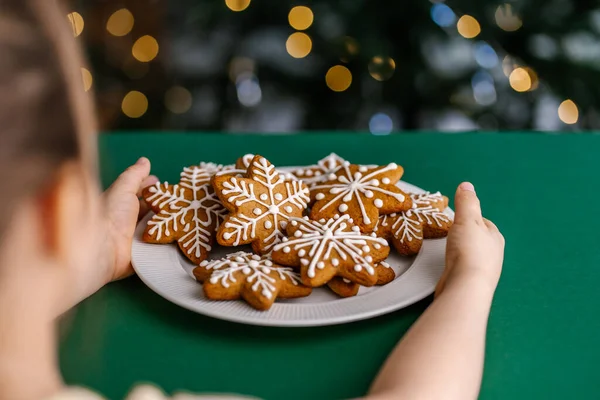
326, 261, 396, 297
193, 252, 312, 311
142, 165, 228, 264
310, 161, 412, 232
271, 214, 390, 287
375, 192, 453, 256
290, 153, 346, 186
212, 155, 311, 254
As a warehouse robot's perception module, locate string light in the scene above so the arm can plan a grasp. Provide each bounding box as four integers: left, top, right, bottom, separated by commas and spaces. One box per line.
495, 4, 522, 32
122, 91, 148, 118
132, 35, 159, 62
67, 12, 84, 37
165, 86, 192, 114
558, 100, 578, 124
288, 6, 314, 30
509, 67, 531, 92
368, 56, 396, 81
457, 15, 481, 39
339, 36, 360, 62
286, 32, 312, 58
325, 65, 352, 92
81, 68, 92, 92
502, 56, 517, 77
107, 8, 134, 36
225, 0, 251, 12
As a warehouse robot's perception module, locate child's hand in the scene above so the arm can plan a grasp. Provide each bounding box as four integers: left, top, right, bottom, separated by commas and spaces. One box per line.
102, 157, 158, 282
435, 182, 504, 297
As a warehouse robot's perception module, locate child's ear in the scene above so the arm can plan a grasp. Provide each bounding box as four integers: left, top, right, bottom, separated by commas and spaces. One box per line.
38, 160, 96, 261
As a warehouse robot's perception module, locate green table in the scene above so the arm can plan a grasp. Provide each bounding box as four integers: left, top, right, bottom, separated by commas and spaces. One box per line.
60, 133, 600, 400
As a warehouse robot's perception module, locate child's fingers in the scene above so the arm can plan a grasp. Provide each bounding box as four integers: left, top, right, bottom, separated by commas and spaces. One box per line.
453, 182, 483, 225
109, 157, 152, 195
137, 175, 159, 220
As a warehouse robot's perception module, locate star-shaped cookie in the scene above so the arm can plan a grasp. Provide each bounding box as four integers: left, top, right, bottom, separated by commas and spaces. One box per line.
375, 192, 453, 256
142, 165, 228, 264
212, 155, 310, 254
271, 214, 390, 287
310, 161, 412, 232
193, 252, 312, 310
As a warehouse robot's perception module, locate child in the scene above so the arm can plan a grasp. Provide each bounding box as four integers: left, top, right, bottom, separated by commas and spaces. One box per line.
0, 1, 504, 399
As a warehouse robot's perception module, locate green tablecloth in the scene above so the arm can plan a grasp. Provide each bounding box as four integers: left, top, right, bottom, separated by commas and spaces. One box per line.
60, 132, 600, 400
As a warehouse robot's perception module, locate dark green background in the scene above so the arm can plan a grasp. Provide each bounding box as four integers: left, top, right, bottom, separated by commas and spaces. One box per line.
60, 133, 600, 399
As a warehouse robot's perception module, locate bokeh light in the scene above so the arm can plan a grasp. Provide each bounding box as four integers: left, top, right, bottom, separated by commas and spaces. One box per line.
368, 56, 396, 81
122, 91, 148, 118
229, 57, 255, 82
339, 36, 360, 62
286, 32, 312, 58
473, 42, 498, 69
236, 75, 262, 107
225, 0, 251, 12
67, 12, 84, 37
558, 100, 578, 124
81, 68, 92, 92
502, 56, 517, 77
509, 67, 531, 92
165, 86, 192, 114
132, 35, 159, 62
288, 6, 314, 31
369, 113, 393, 135
430, 4, 456, 28
106, 8, 134, 37
523, 67, 539, 91
495, 4, 522, 32
325, 65, 352, 92
457, 15, 481, 39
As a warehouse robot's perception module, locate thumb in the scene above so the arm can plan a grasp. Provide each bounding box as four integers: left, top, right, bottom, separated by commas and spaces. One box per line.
109, 157, 152, 195
453, 182, 482, 224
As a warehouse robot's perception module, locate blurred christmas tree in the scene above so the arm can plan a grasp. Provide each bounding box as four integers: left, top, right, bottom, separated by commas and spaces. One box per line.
69, 0, 599, 133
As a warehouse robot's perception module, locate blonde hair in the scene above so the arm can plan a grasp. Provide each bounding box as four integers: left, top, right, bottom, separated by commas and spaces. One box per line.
0, 0, 97, 239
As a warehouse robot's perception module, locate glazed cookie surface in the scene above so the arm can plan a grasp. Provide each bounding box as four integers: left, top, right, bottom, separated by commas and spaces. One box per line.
327, 261, 396, 297
212, 155, 310, 254
272, 214, 389, 287
310, 162, 412, 232
375, 192, 453, 256
193, 252, 312, 310
142, 165, 227, 264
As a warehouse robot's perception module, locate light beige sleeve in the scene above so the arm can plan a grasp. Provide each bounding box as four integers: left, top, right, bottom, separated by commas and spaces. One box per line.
47, 385, 260, 400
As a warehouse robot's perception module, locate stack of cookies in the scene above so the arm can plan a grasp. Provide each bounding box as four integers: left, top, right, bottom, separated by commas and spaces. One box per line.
141, 153, 453, 311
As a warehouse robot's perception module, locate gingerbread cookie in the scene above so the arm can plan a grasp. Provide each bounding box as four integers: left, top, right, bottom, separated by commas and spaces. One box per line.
310, 162, 412, 232
291, 153, 346, 185
143, 166, 228, 264
212, 155, 310, 254
272, 214, 389, 287
327, 261, 396, 297
193, 252, 312, 310
375, 192, 453, 256
236, 153, 297, 181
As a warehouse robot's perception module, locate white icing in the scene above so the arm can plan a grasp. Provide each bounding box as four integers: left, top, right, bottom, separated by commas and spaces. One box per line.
374, 199, 383, 208
218, 156, 310, 253
311, 163, 405, 226
275, 193, 283, 201
253, 208, 262, 215
315, 193, 325, 200
273, 215, 388, 279
342, 278, 351, 283
382, 177, 391, 184
201, 251, 301, 299
338, 204, 349, 212
146, 166, 227, 258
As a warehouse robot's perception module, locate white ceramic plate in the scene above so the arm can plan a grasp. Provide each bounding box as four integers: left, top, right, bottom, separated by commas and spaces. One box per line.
131, 180, 452, 327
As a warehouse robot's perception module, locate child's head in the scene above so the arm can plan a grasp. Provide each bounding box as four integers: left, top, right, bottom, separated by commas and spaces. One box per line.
0, 1, 102, 292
